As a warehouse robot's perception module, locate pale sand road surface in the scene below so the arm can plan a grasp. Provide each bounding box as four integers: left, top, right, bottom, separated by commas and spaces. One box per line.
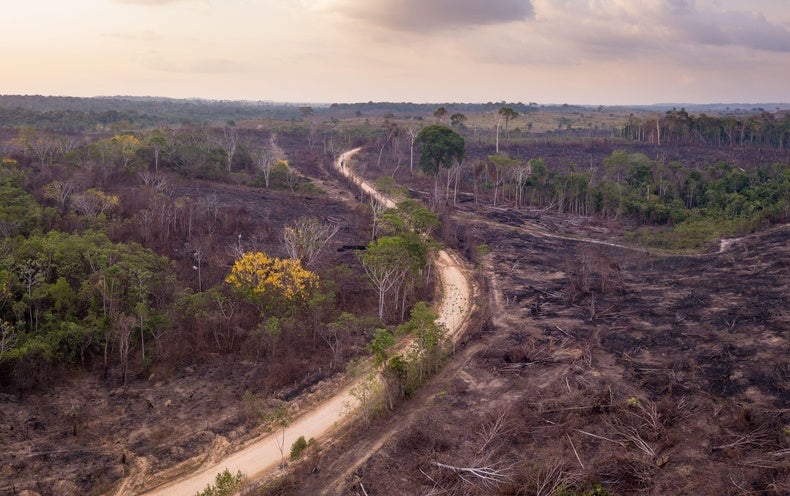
133, 148, 472, 495
140, 383, 357, 496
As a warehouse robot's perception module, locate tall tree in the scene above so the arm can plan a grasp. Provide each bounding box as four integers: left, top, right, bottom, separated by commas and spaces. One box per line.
359, 235, 426, 321
415, 125, 465, 203
433, 106, 448, 125
497, 107, 519, 151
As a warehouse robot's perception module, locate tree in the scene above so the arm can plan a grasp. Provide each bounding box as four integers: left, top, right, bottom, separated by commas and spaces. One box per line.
416, 125, 465, 204
266, 404, 292, 468
416, 125, 465, 175
488, 155, 519, 207
43, 180, 76, 215
71, 188, 120, 219
225, 252, 318, 313
450, 112, 467, 128
282, 216, 341, 268
217, 124, 239, 172
497, 107, 519, 152
113, 313, 136, 385
0, 320, 17, 365
405, 122, 423, 176
299, 106, 314, 120
367, 327, 395, 365
196, 469, 245, 496
252, 143, 277, 188
359, 235, 426, 321
377, 199, 440, 239
433, 106, 448, 125
147, 130, 167, 172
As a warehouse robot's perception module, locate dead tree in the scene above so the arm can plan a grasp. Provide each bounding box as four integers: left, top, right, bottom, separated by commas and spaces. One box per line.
282, 216, 341, 268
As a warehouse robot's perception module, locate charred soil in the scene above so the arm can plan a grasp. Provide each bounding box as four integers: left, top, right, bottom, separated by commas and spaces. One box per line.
284, 150, 788, 495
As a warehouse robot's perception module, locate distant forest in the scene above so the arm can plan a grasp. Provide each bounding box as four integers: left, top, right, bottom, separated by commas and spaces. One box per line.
1, 95, 788, 150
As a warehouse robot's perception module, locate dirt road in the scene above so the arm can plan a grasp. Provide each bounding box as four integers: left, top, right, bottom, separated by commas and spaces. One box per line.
130, 149, 473, 496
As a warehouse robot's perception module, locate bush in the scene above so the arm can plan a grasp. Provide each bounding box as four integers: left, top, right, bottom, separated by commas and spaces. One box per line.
290, 435, 308, 460
195, 468, 244, 496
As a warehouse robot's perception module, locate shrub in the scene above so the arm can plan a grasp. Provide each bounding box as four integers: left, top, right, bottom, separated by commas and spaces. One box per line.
290, 435, 309, 460
195, 468, 244, 496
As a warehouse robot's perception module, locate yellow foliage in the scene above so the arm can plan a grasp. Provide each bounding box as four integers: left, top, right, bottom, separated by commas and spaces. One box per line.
112, 134, 143, 148
225, 252, 317, 301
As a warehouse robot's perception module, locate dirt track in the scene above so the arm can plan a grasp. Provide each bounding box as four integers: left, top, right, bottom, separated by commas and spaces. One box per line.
130, 149, 474, 495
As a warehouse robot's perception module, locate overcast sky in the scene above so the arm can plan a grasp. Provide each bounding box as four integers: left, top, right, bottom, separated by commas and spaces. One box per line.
3, 0, 789, 104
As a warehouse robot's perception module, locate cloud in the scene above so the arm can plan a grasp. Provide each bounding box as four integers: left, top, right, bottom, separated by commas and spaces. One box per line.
326, 0, 534, 33
518, 1, 790, 64
431, 0, 790, 86
666, 6, 790, 52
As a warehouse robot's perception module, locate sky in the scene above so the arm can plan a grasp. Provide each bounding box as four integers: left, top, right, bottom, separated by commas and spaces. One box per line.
2, 0, 789, 105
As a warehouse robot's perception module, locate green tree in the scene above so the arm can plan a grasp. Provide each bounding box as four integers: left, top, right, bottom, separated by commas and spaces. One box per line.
377, 199, 440, 239
450, 112, 467, 128
367, 327, 395, 365
497, 106, 519, 151
359, 235, 427, 321
415, 125, 465, 202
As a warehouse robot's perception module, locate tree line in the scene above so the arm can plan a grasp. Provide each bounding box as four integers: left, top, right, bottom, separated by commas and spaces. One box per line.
619, 108, 790, 150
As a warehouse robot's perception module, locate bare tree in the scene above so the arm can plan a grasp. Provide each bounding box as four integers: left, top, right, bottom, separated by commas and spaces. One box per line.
282, 216, 341, 268
72, 189, 120, 218
114, 314, 136, 386
512, 161, 532, 208
285, 164, 300, 192
186, 239, 209, 291
215, 124, 240, 172
253, 144, 277, 188
138, 170, 169, 190
405, 123, 422, 176
43, 179, 76, 214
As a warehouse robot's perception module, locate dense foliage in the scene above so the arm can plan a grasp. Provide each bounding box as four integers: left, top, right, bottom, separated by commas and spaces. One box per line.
0, 120, 374, 392
474, 150, 789, 248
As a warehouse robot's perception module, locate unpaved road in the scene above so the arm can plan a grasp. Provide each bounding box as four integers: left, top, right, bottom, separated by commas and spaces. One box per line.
130, 149, 473, 496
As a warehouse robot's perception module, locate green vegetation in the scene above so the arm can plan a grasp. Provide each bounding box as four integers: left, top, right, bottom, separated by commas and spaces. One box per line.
289, 435, 312, 461
384, 302, 448, 400
415, 125, 465, 175
0, 104, 382, 395
195, 469, 245, 496
0, 229, 173, 385
480, 150, 788, 249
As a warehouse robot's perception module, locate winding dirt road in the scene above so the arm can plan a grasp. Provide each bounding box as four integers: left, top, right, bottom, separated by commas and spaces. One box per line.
129, 149, 473, 496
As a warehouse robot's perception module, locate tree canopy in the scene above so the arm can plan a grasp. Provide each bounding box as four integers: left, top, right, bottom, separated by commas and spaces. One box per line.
415, 125, 465, 176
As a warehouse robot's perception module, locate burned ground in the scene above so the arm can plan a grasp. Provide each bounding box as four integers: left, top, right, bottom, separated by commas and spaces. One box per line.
0, 177, 376, 496
292, 215, 788, 495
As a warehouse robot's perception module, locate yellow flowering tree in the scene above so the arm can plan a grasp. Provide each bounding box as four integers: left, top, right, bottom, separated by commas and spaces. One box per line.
225, 252, 318, 314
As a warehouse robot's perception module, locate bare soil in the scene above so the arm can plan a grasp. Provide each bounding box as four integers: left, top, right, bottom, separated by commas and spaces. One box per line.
290, 211, 788, 495
278, 143, 788, 495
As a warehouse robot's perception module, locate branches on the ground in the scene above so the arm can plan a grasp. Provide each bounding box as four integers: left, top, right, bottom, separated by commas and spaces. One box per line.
431, 461, 510, 488
532, 459, 582, 496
